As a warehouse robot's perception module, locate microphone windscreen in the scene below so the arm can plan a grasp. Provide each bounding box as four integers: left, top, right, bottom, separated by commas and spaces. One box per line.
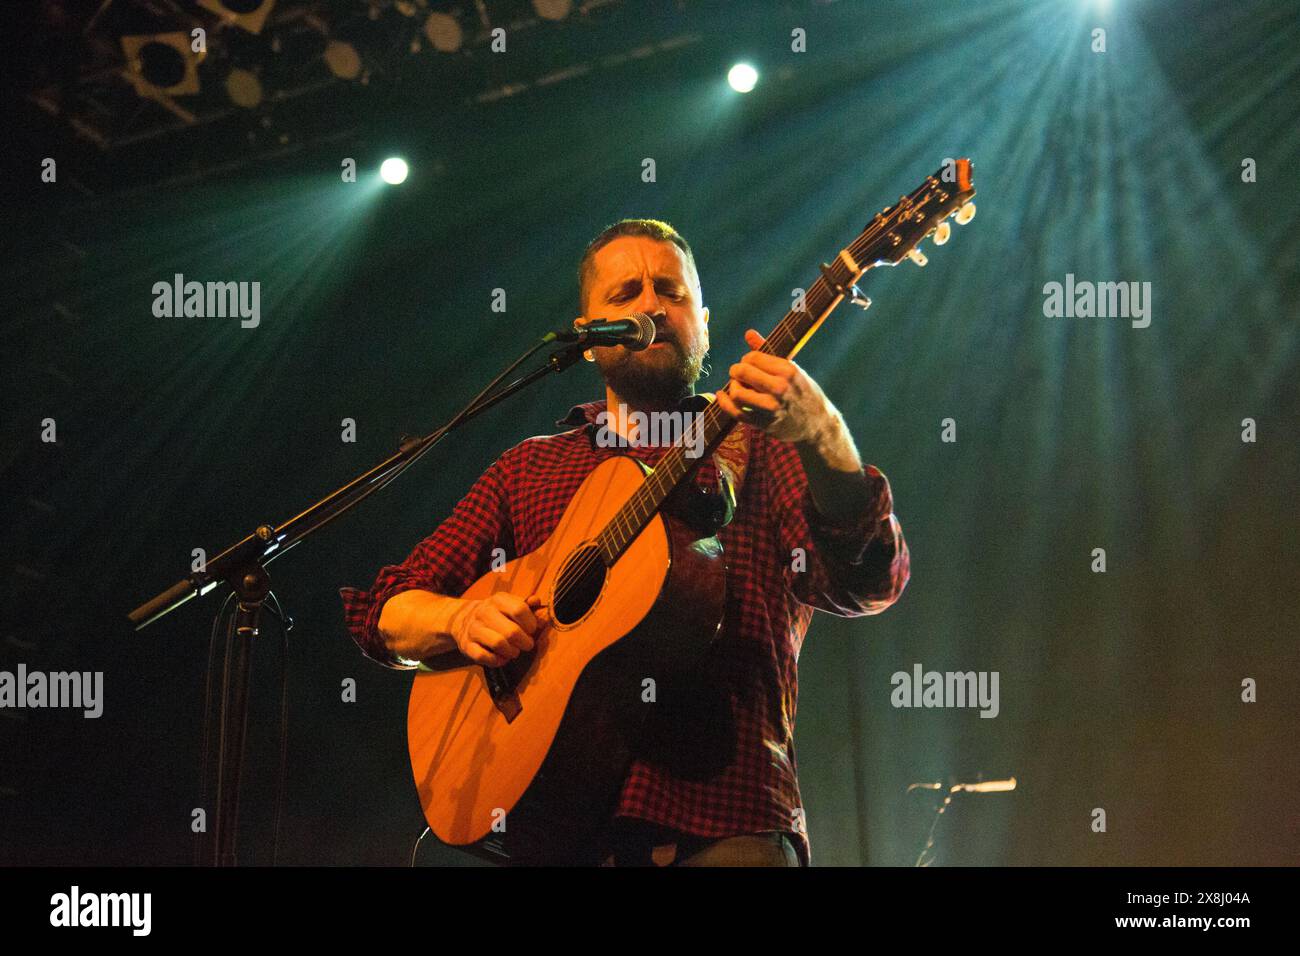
628, 312, 656, 351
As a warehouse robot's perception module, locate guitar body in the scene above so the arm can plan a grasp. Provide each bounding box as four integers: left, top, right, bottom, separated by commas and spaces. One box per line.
407, 454, 726, 863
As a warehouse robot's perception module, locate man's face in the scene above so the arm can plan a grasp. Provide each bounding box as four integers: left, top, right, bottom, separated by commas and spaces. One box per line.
579, 236, 709, 408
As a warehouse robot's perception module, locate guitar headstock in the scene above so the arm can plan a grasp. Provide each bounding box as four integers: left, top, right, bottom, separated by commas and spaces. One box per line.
741, 158, 979, 369
862, 157, 977, 269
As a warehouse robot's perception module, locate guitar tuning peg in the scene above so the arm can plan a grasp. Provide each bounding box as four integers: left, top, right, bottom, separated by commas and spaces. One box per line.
955, 202, 976, 225
849, 285, 872, 310
906, 247, 928, 267
932, 221, 951, 246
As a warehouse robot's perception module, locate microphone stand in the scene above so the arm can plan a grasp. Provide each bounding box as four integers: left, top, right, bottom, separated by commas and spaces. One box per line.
129, 334, 591, 867
907, 776, 1017, 867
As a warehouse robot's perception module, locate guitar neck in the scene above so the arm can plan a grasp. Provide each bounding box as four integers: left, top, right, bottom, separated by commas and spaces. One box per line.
594, 159, 977, 565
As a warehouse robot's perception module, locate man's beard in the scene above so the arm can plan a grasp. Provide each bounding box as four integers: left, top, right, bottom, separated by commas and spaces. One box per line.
595, 337, 706, 410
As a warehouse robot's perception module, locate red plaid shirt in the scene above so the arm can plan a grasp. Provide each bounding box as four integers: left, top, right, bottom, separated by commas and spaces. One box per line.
341, 395, 909, 865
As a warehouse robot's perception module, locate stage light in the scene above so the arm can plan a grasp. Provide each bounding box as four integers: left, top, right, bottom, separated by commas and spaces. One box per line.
727, 62, 758, 93
380, 158, 409, 185
225, 68, 263, 108
324, 40, 362, 80
120, 33, 204, 98
532, 0, 573, 20
423, 12, 463, 52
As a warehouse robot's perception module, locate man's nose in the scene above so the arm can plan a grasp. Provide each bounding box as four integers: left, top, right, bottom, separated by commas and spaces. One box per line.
632, 291, 665, 318
630, 293, 666, 321
626, 283, 661, 316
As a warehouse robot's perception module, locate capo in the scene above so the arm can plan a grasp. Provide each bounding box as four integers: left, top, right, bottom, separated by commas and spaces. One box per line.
818, 261, 849, 297
818, 263, 871, 312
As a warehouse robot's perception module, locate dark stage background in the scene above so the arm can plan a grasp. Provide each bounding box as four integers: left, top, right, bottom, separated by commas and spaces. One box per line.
4, 0, 1298, 866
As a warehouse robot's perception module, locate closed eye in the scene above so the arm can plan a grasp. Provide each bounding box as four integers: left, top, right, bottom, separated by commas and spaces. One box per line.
605, 279, 688, 304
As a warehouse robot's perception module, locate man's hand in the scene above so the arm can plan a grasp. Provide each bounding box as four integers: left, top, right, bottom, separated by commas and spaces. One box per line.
450, 592, 549, 668
715, 329, 838, 448
715, 329, 876, 524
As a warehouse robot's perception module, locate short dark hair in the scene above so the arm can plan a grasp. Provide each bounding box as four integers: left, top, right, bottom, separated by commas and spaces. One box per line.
578, 218, 698, 313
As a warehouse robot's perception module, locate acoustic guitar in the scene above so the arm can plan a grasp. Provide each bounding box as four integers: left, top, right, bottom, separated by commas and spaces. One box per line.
408, 159, 977, 863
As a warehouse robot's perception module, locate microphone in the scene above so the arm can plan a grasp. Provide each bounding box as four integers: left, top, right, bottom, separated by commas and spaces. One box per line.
546, 312, 656, 351
952, 777, 1017, 794
907, 777, 1017, 795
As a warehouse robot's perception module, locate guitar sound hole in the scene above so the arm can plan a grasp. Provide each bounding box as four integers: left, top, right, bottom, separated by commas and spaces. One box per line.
552, 545, 606, 626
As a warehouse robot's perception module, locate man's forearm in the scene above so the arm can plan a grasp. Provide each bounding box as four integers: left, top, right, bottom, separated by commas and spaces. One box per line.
794, 408, 875, 525
377, 589, 469, 662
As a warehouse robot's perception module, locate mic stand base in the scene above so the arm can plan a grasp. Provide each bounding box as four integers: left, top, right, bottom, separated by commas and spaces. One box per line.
212, 564, 269, 867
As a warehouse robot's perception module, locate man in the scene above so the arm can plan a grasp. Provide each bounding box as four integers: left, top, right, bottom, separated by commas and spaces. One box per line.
342, 219, 909, 866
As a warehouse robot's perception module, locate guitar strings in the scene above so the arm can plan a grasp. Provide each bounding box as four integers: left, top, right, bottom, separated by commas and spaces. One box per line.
548, 178, 945, 612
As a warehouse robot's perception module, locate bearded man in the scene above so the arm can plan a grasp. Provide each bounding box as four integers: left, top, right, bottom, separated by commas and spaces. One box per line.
342, 219, 909, 866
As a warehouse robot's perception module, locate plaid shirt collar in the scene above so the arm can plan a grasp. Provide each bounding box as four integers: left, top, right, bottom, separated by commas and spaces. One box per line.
555, 393, 712, 429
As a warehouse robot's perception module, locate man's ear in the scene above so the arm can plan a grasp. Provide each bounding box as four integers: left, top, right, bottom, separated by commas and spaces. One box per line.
702, 305, 710, 325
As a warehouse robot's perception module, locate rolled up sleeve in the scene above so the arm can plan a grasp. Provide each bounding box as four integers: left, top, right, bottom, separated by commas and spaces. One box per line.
340, 453, 516, 669
775, 449, 910, 617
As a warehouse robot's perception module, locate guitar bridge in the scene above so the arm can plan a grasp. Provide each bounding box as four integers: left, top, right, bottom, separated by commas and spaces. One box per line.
485, 657, 528, 722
